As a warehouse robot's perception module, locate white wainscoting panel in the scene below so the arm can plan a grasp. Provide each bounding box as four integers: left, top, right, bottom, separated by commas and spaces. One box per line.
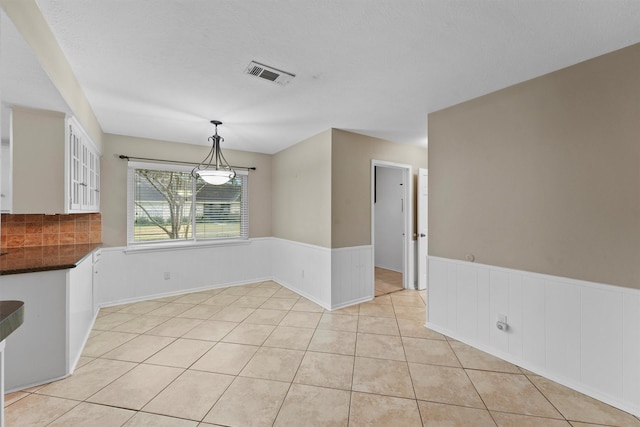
622, 292, 640, 408
427, 259, 448, 326
98, 237, 372, 313
427, 256, 640, 417
580, 286, 623, 398
489, 270, 509, 353
98, 238, 273, 307
522, 276, 546, 368
270, 238, 332, 309
331, 245, 373, 309
456, 264, 477, 339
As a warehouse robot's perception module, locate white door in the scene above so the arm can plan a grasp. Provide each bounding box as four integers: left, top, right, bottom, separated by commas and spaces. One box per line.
417, 168, 428, 290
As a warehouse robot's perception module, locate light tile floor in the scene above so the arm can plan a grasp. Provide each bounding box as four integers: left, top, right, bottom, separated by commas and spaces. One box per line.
5, 280, 640, 426
374, 267, 403, 297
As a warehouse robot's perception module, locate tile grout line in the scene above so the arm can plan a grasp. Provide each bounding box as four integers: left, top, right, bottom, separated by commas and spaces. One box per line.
345, 310, 362, 426
264, 283, 324, 427
267, 282, 306, 427
391, 294, 426, 426
446, 331, 499, 426
524, 369, 571, 424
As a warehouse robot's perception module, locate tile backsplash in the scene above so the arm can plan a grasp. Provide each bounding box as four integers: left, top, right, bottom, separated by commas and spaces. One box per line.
1, 213, 102, 247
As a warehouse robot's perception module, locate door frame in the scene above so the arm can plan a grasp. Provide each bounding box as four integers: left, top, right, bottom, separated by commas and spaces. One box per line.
371, 160, 413, 292
417, 168, 428, 290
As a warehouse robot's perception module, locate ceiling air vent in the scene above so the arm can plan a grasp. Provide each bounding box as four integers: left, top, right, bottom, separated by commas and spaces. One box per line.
245, 61, 295, 86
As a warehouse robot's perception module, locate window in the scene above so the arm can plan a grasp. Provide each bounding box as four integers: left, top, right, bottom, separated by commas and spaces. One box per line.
127, 162, 248, 244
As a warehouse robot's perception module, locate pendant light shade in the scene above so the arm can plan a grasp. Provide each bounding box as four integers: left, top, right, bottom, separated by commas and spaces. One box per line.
191, 120, 236, 185
197, 169, 236, 185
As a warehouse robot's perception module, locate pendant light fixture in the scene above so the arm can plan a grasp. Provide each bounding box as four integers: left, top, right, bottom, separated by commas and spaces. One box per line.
191, 120, 236, 185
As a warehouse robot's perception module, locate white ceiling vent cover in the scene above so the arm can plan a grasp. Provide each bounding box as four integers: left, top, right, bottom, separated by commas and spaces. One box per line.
245, 61, 295, 86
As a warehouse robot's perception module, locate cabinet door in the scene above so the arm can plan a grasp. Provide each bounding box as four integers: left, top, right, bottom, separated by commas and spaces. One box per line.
80, 142, 89, 206
69, 126, 83, 211
87, 147, 100, 210
1, 143, 11, 213
67, 118, 100, 212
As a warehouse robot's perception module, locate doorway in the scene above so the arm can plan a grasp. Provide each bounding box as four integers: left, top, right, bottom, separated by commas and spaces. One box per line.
371, 161, 413, 296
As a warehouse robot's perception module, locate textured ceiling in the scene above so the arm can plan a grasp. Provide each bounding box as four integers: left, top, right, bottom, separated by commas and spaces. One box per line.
9, 1, 640, 153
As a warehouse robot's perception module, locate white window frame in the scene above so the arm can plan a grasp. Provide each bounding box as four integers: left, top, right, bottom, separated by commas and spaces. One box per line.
126, 161, 248, 250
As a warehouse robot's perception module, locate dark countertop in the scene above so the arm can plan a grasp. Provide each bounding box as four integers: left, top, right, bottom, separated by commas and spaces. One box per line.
0, 243, 101, 276
0, 300, 24, 341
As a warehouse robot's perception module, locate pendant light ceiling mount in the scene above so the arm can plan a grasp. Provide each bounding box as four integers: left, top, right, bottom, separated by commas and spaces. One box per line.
191, 120, 236, 185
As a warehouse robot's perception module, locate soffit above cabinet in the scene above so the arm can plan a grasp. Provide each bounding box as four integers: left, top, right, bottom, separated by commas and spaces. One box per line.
0, 10, 72, 141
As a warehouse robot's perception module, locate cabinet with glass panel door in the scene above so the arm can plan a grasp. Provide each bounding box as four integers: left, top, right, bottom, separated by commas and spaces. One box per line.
68, 117, 100, 212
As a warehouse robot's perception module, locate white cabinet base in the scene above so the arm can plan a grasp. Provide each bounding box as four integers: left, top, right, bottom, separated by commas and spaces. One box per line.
0, 256, 96, 391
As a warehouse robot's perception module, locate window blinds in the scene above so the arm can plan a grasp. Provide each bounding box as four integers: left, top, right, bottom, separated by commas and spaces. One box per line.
127, 163, 248, 244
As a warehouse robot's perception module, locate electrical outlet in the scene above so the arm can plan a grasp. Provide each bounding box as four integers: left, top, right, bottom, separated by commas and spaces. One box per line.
496, 314, 508, 331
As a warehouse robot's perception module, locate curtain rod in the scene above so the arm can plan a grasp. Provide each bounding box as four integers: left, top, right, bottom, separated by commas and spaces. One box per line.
118, 154, 256, 171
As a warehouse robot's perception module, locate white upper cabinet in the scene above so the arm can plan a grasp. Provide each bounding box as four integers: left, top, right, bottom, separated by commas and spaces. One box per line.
11, 107, 100, 214
1, 142, 11, 213
67, 117, 100, 212
1, 106, 12, 213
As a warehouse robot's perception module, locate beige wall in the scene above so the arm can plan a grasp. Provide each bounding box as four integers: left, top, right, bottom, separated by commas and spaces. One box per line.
331, 129, 427, 248
101, 133, 272, 247
1, 0, 103, 150
272, 130, 332, 248
428, 43, 640, 290
12, 107, 66, 214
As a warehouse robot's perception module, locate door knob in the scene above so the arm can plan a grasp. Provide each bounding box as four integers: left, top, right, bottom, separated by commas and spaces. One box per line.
420, 233, 426, 237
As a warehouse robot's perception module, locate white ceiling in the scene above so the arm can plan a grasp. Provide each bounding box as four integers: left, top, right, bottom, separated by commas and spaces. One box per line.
0, 11, 72, 140
5, 1, 640, 153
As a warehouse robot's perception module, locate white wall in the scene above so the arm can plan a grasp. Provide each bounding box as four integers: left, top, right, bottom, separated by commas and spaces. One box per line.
98, 238, 373, 311
427, 256, 640, 417
374, 166, 403, 272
